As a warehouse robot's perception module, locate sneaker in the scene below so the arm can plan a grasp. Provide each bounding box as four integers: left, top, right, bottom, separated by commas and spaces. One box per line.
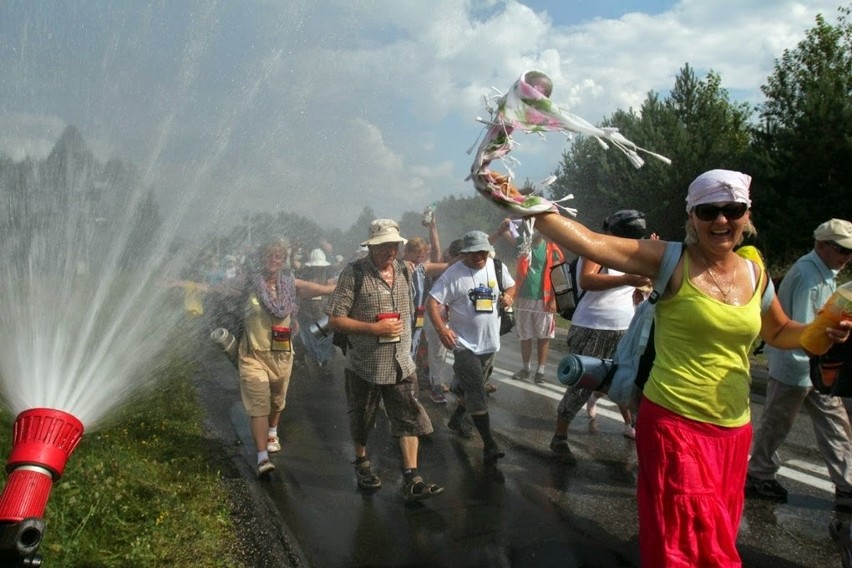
430, 387, 448, 404
401, 475, 444, 502
354, 458, 382, 490
483, 444, 505, 464
447, 414, 474, 438
837, 489, 852, 510
623, 424, 636, 440
267, 435, 281, 453
533, 372, 545, 385
745, 474, 788, 502
550, 435, 577, 465
586, 398, 598, 419
511, 369, 530, 381
257, 459, 275, 477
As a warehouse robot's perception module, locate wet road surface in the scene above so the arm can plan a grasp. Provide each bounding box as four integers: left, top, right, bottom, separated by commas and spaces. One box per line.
195, 335, 849, 567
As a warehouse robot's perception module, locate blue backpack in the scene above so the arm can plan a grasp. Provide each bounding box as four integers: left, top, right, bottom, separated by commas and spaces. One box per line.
606, 242, 776, 407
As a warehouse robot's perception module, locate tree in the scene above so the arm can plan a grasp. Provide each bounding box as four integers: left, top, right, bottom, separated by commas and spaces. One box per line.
550, 64, 753, 240
750, 6, 852, 262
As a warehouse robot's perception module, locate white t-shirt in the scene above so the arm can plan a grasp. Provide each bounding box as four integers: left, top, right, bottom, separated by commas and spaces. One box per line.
428, 257, 515, 355
571, 258, 636, 330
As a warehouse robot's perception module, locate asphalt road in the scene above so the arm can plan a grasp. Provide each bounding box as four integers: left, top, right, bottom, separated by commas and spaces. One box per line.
193, 332, 849, 568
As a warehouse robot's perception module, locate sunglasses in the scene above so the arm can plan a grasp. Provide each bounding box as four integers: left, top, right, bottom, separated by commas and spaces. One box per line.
830, 241, 852, 255
692, 202, 749, 222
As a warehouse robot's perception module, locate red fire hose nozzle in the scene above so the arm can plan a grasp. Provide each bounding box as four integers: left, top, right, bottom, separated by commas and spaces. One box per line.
0, 408, 84, 557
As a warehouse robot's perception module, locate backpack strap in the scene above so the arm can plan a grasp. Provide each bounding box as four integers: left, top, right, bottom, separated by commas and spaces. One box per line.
649, 242, 686, 305
494, 259, 506, 293
760, 272, 775, 313
351, 262, 364, 301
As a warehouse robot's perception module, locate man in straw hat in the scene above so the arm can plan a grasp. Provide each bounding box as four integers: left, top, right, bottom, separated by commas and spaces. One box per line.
326, 219, 444, 501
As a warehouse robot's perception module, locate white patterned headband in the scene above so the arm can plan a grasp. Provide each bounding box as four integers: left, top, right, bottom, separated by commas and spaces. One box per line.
685, 169, 752, 213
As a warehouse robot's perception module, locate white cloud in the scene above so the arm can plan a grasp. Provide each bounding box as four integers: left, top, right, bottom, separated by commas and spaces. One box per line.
0, 0, 842, 233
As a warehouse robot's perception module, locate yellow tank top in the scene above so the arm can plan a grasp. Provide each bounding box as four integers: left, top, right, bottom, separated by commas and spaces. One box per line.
643, 254, 763, 427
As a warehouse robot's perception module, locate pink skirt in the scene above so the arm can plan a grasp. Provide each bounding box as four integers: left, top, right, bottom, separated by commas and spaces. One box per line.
636, 397, 752, 567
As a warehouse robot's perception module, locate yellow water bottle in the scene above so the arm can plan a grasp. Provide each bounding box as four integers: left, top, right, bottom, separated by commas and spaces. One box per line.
801, 281, 852, 355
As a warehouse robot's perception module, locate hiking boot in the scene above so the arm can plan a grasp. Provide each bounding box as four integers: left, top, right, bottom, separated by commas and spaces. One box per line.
354, 458, 382, 490
533, 372, 545, 385
483, 443, 505, 464
447, 413, 474, 438
745, 474, 788, 502
550, 435, 577, 465
837, 489, 852, 510
267, 435, 281, 453
257, 459, 275, 477
401, 475, 444, 502
511, 369, 530, 381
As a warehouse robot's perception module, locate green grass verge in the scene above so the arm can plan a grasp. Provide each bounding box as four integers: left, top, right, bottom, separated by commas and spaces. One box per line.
0, 363, 243, 567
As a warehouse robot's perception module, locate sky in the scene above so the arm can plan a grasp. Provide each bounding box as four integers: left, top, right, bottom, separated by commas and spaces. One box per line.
0, 0, 845, 236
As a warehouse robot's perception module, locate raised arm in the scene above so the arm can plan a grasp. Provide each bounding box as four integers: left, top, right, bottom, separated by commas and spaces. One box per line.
428, 211, 442, 263
533, 212, 666, 280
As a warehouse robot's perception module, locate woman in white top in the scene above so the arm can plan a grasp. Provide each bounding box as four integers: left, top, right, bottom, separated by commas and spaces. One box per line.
549, 210, 651, 463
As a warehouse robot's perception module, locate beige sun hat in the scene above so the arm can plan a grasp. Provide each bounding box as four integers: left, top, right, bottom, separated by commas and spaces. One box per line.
814, 218, 852, 248
361, 219, 408, 247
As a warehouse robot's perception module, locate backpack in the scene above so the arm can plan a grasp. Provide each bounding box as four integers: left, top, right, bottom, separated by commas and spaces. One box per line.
549, 258, 601, 320
332, 260, 410, 354
606, 242, 776, 408
810, 340, 852, 397
494, 258, 515, 335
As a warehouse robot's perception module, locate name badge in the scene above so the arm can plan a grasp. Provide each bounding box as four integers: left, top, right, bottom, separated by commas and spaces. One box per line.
271, 326, 292, 352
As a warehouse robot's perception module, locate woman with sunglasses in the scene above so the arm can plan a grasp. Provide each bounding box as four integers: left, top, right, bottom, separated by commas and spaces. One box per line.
529, 169, 851, 567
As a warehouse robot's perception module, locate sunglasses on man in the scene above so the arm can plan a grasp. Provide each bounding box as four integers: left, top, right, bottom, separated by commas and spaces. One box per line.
829, 241, 852, 255
692, 202, 749, 222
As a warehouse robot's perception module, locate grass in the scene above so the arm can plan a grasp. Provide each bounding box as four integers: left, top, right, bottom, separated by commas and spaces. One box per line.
0, 358, 244, 567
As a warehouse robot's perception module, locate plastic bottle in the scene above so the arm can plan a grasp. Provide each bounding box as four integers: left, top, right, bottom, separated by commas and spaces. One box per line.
801, 281, 852, 356
210, 328, 238, 366
422, 203, 436, 226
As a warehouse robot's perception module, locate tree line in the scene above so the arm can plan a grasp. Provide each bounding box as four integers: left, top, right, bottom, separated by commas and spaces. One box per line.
547, 6, 852, 270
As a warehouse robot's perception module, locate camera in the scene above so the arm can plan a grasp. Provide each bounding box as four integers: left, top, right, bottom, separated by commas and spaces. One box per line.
310, 315, 332, 339
556, 354, 615, 391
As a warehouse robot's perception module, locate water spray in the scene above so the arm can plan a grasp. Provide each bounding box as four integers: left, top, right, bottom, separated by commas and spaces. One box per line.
0, 409, 84, 566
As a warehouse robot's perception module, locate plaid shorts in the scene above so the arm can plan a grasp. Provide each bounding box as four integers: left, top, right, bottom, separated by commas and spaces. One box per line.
345, 369, 433, 445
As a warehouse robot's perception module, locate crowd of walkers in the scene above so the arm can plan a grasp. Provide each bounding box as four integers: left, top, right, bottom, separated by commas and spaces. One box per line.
171, 170, 851, 567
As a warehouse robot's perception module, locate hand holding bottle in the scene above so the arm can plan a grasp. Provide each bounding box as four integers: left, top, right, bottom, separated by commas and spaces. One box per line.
801, 281, 852, 355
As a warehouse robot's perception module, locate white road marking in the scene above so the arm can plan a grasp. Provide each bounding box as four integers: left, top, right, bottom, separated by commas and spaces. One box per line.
490, 361, 836, 496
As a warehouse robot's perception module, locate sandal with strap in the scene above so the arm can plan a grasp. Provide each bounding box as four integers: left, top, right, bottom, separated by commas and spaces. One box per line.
401, 475, 445, 502
354, 458, 382, 491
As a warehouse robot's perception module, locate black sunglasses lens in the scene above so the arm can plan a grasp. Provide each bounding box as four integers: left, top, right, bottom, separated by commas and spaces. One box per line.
834, 242, 852, 255
694, 203, 747, 221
